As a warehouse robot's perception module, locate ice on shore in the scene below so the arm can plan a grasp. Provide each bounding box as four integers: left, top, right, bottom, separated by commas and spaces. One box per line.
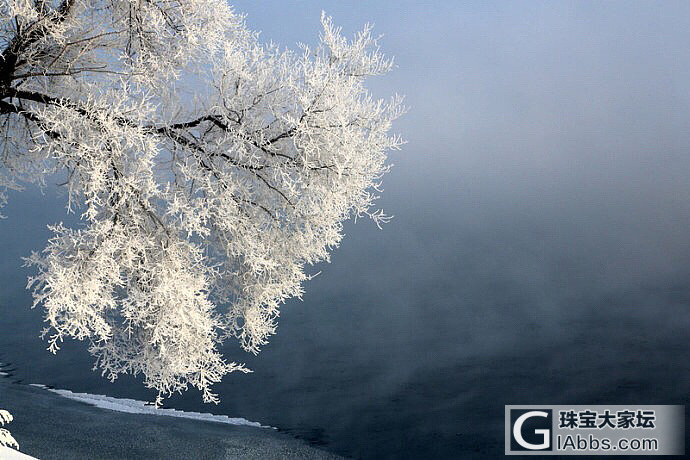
29, 384, 273, 429
0, 445, 38, 459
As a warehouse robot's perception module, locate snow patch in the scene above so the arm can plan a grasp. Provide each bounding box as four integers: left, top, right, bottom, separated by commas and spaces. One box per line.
0, 445, 38, 460
30, 385, 273, 429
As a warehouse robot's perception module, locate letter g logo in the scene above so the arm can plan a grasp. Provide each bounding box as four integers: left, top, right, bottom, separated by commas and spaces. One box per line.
509, 409, 553, 452
514, 411, 550, 449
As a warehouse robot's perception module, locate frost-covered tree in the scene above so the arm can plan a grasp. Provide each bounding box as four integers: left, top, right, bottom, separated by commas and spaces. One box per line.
0, 1, 403, 403
0, 409, 18, 450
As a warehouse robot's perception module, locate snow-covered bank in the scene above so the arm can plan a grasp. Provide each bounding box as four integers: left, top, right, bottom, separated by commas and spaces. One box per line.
29, 384, 272, 429
0, 445, 38, 459
0, 380, 341, 459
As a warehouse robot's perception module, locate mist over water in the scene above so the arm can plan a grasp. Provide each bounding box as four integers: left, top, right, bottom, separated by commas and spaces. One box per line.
2, 1, 690, 458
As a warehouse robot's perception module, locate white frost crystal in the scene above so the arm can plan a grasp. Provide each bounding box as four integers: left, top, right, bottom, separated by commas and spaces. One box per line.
0, 409, 18, 450
1, 1, 403, 402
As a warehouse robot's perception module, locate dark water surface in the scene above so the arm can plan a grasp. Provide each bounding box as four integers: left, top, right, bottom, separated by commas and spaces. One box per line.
1, 184, 688, 459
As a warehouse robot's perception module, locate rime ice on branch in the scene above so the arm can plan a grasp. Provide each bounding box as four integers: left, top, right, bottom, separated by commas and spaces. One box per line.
0, 409, 18, 450
0, 0, 404, 402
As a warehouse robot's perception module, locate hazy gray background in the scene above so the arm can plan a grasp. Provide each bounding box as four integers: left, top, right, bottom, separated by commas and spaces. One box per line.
1, 1, 689, 458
